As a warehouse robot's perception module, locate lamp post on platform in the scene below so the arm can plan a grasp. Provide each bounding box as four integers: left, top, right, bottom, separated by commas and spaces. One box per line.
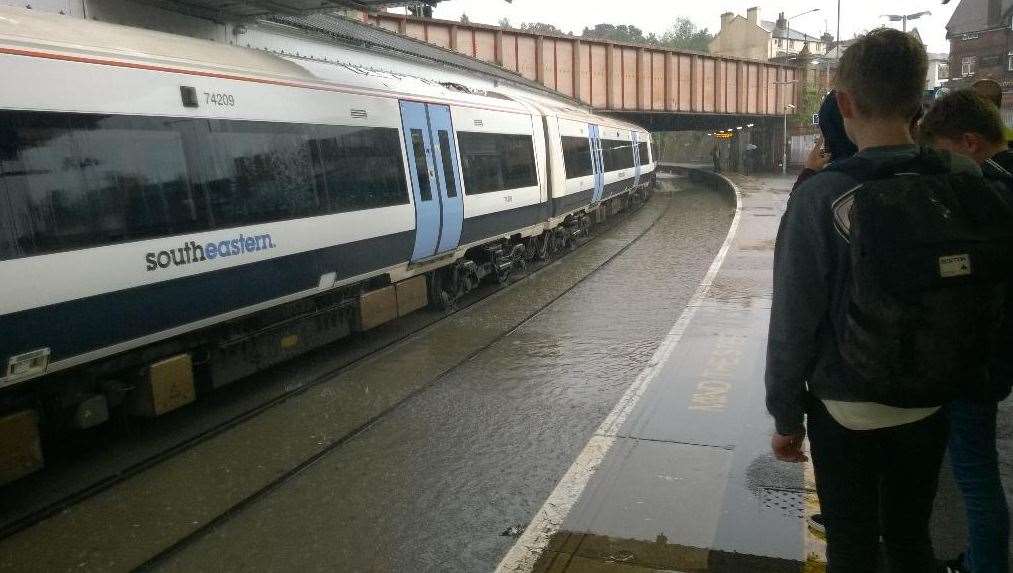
782, 104, 796, 174
775, 78, 799, 174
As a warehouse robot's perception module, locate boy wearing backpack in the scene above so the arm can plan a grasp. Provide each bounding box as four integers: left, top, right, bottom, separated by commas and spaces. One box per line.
765, 29, 1013, 572
918, 90, 1013, 573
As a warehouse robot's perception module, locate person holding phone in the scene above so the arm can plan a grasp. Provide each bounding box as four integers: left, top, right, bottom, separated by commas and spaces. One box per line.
793, 90, 858, 192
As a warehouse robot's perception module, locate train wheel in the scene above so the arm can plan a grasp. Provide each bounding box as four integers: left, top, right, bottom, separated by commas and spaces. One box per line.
428, 270, 456, 311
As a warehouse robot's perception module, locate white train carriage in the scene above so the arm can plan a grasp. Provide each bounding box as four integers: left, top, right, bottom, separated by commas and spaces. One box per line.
504, 91, 656, 228
0, 6, 655, 483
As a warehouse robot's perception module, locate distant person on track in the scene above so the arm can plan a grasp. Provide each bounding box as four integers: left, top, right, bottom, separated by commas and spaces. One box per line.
765, 29, 1013, 573
919, 89, 1013, 573
711, 145, 721, 173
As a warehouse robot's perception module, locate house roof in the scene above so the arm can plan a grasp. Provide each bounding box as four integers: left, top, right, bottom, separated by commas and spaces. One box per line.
759, 20, 821, 42
824, 31, 938, 61
946, 0, 1013, 37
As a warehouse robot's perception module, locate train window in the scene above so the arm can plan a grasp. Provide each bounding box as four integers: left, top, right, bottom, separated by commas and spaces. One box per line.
561, 136, 593, 179
311, 126, 409, 213
437, 130, 457, 198
457, 132, 537, 194
602, 139, 635, 172
0, 110, 409, 261
409, 129, 432, 202
196, 120, 322, 228
638, 142, 650, 165
0, 113, 199, 258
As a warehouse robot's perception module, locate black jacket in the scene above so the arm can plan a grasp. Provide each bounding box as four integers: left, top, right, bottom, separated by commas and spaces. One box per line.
983, 149, 1013, 402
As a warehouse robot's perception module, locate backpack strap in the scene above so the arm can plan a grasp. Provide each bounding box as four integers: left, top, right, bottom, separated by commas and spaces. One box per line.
825, 147, 951, 242
824, 146, 951, 182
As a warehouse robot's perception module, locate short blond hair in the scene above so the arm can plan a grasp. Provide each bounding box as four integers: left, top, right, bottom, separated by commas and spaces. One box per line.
835, 29, 927, 120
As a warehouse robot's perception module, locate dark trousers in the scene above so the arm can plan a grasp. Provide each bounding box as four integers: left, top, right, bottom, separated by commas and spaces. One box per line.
947, 399, 1009, 573
807, 397, 948, 573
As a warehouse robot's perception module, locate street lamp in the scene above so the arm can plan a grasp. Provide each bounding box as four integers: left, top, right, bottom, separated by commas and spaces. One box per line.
783, 104, 796, 174
785, 8, 820, 59
775, 78, 799, 174
881, 11, 931, 33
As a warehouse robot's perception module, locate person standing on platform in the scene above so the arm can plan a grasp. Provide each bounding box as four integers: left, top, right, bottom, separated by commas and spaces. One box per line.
765, 29, 1013, 573
792, 90, 860, 193
971, 78, 1013, 147
711, 144, 721, 173
918, 89, 1013, 573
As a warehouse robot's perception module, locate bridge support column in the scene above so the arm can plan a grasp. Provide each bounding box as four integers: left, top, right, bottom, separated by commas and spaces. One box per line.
573, 40, 584, 103
663, 52, 674, 111
535, 35, 545, 86
636, 47, 646, 110
605, 43, 616, 109
494, 29, 504, 66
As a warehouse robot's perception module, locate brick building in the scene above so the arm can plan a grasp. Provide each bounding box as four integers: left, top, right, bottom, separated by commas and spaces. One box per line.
946, 0, 1013, 119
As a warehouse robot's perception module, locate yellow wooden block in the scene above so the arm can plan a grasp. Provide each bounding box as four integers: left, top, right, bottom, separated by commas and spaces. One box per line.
131, 354, 195, 417
280, 334, 300, 349
0, 410, 43, 485
358, 285, 397, 330
396, 275, 429, 317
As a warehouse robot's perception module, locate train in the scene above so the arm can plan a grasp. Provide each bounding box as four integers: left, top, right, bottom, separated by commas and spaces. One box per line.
0, 7, 655, 484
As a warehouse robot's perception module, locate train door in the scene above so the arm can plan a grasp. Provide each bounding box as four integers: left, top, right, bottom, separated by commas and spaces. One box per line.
426, 105, 464, 254
588, 124, 605, 203
400, 101, 464, 262
631, 131, 642, 187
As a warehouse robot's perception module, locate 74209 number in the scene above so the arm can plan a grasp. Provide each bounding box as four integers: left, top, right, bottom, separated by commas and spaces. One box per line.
204, 92, 235, 106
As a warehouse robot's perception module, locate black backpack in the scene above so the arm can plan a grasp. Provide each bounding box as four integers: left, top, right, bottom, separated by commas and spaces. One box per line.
825, 148, 1013, 407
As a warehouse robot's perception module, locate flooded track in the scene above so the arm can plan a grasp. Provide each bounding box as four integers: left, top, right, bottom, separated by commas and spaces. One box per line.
155, 180, 733, 572
0, 179, 734, 572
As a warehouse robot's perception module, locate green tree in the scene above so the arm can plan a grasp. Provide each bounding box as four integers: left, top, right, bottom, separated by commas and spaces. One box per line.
581, 23, 650, 44
520, 21, 567, 35
459, 13, 470, 24
793, 82, 824, 127
660, 18, 713, 52
498, 17, 512, 29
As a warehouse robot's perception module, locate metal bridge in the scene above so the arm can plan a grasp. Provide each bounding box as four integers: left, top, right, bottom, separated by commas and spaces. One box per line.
361, 12, 802, 131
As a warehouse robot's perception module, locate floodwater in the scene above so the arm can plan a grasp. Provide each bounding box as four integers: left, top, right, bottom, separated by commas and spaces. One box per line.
155, 181, 735, 572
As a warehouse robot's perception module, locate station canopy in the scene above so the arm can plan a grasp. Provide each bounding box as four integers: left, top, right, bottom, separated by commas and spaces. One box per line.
138, 0, 445, 21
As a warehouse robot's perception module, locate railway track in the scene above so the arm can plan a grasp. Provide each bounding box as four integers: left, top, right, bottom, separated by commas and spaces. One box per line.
1, 191, 666, 551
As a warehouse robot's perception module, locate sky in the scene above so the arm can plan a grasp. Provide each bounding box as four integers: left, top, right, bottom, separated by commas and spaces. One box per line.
397, 0, 958, 55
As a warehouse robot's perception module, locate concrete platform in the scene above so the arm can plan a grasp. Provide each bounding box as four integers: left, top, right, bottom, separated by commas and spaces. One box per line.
498, 172, 819, 573
502, 169, 1013, 572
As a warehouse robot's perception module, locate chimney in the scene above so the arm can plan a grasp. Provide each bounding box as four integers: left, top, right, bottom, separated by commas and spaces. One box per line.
720, 12, 734, 29
747, 7, 759, 25
774, 12, 787, 34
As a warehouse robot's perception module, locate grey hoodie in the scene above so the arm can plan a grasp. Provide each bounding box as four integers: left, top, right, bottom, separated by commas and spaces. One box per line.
764, 145, 983, 435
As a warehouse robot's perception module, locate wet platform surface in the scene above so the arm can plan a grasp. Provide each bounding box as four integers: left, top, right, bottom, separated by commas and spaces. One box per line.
503, 173, 820, 573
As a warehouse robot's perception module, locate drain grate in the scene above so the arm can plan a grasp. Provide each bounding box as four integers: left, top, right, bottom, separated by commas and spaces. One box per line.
757, 486, 806, 520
